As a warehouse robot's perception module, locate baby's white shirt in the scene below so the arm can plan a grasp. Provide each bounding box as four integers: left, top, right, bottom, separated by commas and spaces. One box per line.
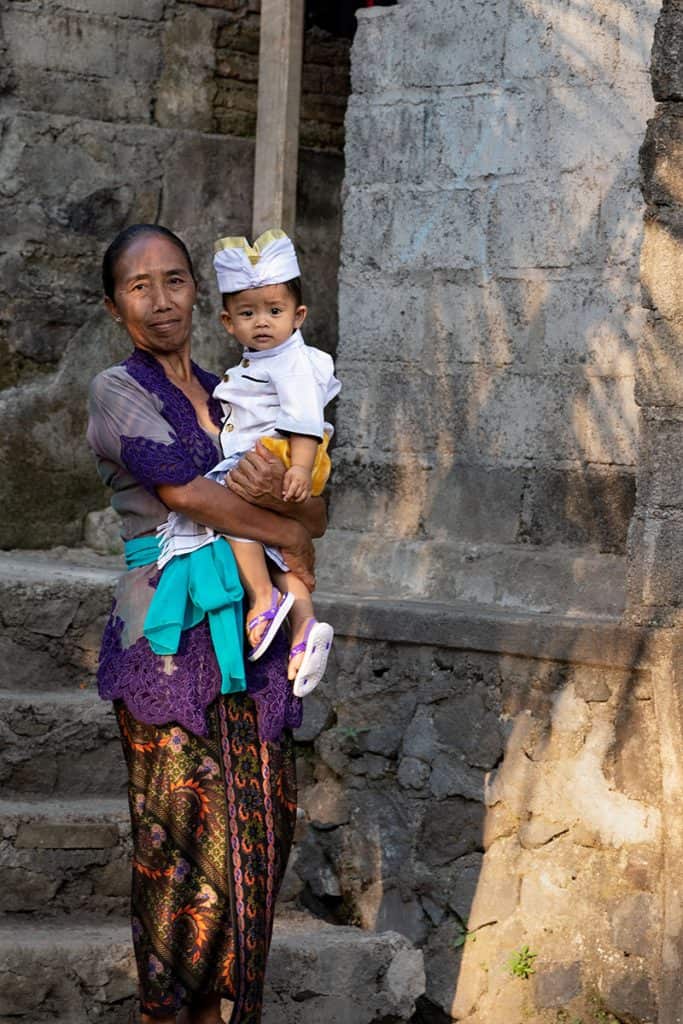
212, 329, 341, 460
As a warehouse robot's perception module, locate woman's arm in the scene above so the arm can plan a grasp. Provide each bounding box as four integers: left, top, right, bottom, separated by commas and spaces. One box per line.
227, 441, 327, 538
157, 475, 316, 590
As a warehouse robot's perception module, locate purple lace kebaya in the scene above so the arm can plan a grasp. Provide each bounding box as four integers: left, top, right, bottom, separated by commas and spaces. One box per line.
98, 612, 301, 741
93, 349, 302, 743
120, 350, 223, 491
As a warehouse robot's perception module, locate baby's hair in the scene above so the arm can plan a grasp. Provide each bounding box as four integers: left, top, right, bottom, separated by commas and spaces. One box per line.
222, 277, 303, 310
102, 224, 197, 300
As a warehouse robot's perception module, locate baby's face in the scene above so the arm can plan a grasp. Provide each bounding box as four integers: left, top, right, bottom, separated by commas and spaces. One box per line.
221, 284, 306, 351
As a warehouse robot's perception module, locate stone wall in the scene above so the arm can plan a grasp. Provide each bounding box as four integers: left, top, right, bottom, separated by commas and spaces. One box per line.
289, 598, 668, 1024
0, 0, 346, 548
319, 0, 660, 616
629, 0, 683, 626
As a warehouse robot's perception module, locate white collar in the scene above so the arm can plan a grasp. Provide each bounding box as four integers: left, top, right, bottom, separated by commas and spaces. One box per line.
242, 329, 304, 361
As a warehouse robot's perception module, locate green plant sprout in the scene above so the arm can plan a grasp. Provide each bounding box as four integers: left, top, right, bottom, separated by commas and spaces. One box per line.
452, 918, 477, 948
507, 945, 538, 979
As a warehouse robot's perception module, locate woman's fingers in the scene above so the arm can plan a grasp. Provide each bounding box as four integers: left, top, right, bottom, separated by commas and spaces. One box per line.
281, 535, 316, 593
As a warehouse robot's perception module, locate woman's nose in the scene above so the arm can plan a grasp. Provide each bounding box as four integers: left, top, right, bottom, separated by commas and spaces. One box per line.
151, 284, 172, 310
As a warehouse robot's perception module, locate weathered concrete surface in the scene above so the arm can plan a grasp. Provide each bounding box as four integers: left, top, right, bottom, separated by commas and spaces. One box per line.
321, 0, 660, 613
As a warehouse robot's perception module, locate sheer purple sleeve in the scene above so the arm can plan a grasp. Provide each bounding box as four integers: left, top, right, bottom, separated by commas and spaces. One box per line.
119, 435, 199, 493
88, 367, 212, 493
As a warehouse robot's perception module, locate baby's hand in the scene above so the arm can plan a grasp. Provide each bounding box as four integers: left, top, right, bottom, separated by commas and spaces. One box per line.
283, 465, 312, 502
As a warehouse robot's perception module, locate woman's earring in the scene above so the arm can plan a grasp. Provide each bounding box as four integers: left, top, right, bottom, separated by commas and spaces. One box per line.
115, 316, 122, 323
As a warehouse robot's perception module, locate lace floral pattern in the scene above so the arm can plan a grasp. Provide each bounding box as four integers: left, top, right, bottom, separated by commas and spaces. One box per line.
98, 608, 301, 741
120, 349, 223, 493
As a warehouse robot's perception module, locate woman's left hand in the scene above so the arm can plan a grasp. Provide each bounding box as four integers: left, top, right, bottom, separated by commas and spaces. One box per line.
227, 441, 285, 511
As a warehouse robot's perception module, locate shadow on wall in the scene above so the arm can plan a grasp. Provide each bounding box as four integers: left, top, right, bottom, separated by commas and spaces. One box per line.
300, 0, 675, 1022
327, 0, 659, 618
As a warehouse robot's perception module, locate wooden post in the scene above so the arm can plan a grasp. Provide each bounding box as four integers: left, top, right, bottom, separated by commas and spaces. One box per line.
252, 0, 305, 238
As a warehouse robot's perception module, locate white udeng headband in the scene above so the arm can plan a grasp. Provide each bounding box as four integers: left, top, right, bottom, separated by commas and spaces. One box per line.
213, 229, 301, 293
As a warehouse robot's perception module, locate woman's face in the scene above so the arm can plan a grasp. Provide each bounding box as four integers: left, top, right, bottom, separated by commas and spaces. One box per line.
105, 233, 197, 356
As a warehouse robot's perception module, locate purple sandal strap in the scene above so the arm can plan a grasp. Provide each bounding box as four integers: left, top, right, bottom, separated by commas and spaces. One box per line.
247, 588, 281, 634
288, 618, 317, 660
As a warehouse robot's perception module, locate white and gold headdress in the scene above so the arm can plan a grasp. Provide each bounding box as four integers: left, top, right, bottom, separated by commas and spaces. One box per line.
213, 228, 301, 294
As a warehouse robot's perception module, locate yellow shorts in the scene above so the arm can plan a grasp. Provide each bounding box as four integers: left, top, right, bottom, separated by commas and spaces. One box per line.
260, 433, 331, 496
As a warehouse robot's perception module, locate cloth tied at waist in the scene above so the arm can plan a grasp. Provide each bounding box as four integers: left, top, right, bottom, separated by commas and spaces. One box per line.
125, 535, 246, 695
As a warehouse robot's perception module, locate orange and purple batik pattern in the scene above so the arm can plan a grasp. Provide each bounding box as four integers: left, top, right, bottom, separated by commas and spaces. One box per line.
116, 690, 297, 1022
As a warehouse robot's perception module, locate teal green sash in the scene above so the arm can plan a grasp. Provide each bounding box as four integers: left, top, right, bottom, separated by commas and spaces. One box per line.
125, 535, 246, 695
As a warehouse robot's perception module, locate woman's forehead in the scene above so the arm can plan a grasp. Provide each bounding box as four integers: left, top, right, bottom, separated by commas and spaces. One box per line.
115, 233, 190, 279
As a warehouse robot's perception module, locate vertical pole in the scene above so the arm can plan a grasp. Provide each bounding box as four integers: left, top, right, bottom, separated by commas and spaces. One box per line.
252, 0, 305, 238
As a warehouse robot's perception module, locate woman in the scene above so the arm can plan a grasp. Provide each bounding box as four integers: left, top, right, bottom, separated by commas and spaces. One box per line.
87, 224, 325, 1024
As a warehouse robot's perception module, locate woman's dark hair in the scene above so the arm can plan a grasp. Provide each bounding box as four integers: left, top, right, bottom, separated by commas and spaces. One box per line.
222, 276, 303, 310
102, 224, 197, 300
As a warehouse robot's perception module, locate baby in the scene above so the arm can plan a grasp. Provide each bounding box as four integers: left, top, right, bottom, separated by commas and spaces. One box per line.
158, 230, 340, 697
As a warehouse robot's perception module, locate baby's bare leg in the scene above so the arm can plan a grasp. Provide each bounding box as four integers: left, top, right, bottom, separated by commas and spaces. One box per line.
229, 539, 277, 647
271, 568, 315, 679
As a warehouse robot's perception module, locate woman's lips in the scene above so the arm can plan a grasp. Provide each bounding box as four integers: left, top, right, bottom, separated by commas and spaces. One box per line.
149, 319, 181, 333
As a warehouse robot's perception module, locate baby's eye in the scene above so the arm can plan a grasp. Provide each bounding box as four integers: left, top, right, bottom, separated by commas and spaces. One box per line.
270, 307, 282, 315
240, 310, 253, 318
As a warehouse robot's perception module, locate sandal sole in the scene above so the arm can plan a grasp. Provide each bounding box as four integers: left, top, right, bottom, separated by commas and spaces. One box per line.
292, 622, 334, 697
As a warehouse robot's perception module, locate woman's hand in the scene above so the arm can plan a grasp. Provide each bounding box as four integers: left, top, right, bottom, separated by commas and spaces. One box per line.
281, 529, 316, 592
227, 441, 287, 511
228, 441, 327, 538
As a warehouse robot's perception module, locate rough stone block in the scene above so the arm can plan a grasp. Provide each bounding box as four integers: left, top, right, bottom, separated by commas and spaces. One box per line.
344, 97, 430, 185
635, 316, 683, 408
425, 464, 526, 545
611, 892, 657, 956
521, 466, 636, 554
641, 105, 683, 207
420, 797, 485, 867
342, 186, 486, 273
400, 0, 507, 88
652, 0, 683, 100
2, 8, 159, 81
639, 412, 683, 509
155, 9, 216, 132
641, 211, 683, 323
263, 915, 425, 1023
350, 7, 402, 94
0, 692, 126, 796
15, 822, 119, 850
534, 961, 582, 1008
628, 513, 683, 609
545, 82, 647, 174
490, 177, 601, 270
433, 85, 550, 181
504, 0, 620, 82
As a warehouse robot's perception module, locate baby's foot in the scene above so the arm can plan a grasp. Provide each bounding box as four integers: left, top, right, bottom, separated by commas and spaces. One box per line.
288, 617, 313, 680
289, 619, 334, 697
246, 588, 295, 663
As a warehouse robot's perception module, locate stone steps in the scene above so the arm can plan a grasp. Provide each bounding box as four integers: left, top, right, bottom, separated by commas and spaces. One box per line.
0, 797, 130, 917
0, 551, 425, 1021
0, 689, 127, 796
0, 913, 424, 1024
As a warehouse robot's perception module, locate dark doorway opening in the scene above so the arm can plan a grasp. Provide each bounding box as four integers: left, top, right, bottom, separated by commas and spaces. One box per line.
306, 0, 398, 39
